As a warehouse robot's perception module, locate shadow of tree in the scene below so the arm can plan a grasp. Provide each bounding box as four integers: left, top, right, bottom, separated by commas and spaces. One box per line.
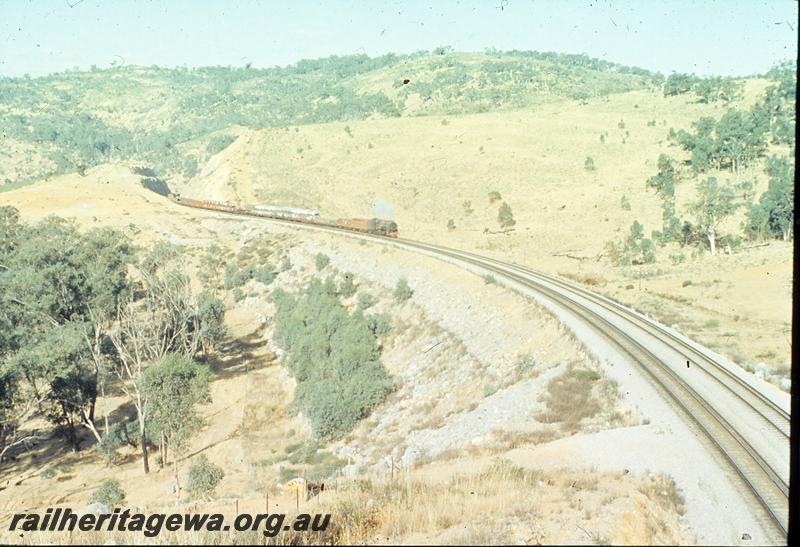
205, 329, 271, 380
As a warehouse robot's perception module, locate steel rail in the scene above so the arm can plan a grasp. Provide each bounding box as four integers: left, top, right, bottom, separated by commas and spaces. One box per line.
412, 245, 791, 439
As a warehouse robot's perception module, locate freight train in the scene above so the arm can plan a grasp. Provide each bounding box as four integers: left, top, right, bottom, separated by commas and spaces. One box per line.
167, 194, 399, 237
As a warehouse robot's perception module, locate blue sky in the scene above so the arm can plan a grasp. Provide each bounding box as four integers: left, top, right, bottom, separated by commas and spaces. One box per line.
1, 0, 796, 77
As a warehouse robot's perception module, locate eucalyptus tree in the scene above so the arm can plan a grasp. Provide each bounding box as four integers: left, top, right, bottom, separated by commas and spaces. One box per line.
141, 353, 212, 493
0, 209, 135, 456
109, 242, 225, 473
691, 177, 740, 255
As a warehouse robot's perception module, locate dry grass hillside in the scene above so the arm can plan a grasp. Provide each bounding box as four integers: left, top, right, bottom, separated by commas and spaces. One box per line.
184, 79, 792, 387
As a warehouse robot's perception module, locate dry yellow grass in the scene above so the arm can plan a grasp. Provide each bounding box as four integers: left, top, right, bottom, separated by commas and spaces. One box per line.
181, 79, 790, 382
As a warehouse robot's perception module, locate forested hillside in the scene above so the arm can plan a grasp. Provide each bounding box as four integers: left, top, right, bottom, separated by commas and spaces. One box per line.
0, 50, 662, 187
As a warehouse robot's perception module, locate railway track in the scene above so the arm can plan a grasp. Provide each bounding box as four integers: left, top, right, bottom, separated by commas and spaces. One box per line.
399, 239, 790, 538
180, 203, 791, 538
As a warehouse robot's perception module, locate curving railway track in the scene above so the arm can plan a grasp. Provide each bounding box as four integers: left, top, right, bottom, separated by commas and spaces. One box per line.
400, 239, 790, 539
179, 202, 791, 539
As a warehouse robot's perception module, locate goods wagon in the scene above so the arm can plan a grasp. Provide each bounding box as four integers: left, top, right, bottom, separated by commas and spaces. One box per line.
168, 195, 243, 213
336, 218, 399, 237
247, 204, 321, 220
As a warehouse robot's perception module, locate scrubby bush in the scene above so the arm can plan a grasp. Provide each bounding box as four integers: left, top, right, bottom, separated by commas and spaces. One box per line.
206, 134, 237, 155
488, 190, 502, 203
356, 292, 377, 310
620, 195, 631, 210
186, 454, 224, 500
97, 419, 157, 462
89, 479, 126, 508
253, 265, 275, 285
484, 274, 496, 284
232, 288, 245, 302
393, 278, 414, 302
366, 314, 392, 336
224, 262, 274, 288
223, 262, 250, 289
315, 253, 330, 271
515, 353, 536, 375
497, 202, 516, 228
584, 156, 596, 171
338, 272, 357, 297
538, 368, 601, 431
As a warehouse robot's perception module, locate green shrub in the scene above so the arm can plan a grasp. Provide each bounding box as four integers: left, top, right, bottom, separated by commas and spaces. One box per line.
484, 274, 496, 284
515, 353, 536, 375
315, 253, 330, 271
338, 272, 357, 298
584, 156, 596, 171
223, 262, 251, 289
97, 419, 157, 462
224, 261, 274, 288
393, 278, 414, 302
253, 265, 275, 285
367, 313, 392, 336
669, 253, 687, 265
447, 219, 456, 231
497, 202, 516, 228
356, 292, 377, 310
186, 454, 224, 500
206, 134, 237, 155
483, 384, 498, 397
89, 479, 126, 508
620, 195, 631, 210
682, 280, 693, 287
488, 190, 502, 203
568, 368, 601, 382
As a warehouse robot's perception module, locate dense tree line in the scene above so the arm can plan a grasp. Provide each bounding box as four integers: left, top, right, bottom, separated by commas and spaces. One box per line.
663, 73, 742, 104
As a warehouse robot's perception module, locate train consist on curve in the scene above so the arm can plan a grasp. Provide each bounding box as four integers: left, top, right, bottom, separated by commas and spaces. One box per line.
167, 194, 399, 237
